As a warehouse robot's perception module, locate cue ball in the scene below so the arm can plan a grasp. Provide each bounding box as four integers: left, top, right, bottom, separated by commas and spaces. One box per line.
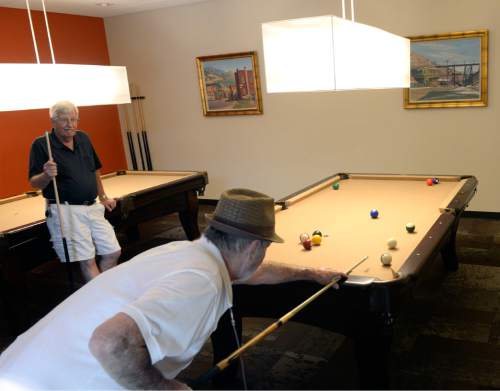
380, 252, 392, 266
406, 223, 416, 233
387, 238, 397, 249
311, 234, 322, 245
432, 177, 440, 184
370, 209, 379, 219
332, 182, 340, 190
299, 233, 310, 243
426, 178, 433, 186
302, 239, 312, 250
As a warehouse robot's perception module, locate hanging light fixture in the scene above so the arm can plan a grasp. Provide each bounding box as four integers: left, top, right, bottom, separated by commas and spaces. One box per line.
261, 0, 410, 93
0, 0, 130, 112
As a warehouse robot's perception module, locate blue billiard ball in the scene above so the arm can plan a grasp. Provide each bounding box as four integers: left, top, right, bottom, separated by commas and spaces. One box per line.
370, 209, 379, 219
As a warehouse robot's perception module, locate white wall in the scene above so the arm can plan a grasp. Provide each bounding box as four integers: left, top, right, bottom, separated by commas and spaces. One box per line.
105, 0, 499, 211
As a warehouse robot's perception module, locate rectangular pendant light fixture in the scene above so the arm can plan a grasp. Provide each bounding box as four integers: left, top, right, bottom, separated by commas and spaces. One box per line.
262, 15, 410, 93
0, 63, 130, 111
0, 0, 130, 112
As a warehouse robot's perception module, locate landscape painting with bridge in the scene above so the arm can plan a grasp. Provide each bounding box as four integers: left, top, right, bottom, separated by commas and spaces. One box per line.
404, 30, 488, 109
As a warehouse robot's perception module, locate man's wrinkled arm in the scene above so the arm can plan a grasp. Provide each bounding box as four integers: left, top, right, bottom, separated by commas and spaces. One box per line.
88, 312, 189, 390
236, 262, 345, 286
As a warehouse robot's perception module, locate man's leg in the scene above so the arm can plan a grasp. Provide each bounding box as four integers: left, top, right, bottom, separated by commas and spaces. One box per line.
89, 203, 121, 274
79, 259, 100, 282
99, 250, 121, 272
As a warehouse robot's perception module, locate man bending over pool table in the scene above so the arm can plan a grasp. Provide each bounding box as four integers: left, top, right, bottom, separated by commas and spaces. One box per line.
0, 188, 343, 389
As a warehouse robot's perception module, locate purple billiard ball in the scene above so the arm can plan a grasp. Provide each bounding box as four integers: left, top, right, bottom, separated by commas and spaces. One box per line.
432, 177, 440, 184
370, 209, 379, 219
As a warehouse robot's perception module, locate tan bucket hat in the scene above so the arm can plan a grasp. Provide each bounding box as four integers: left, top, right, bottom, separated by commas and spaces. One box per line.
207, 188, 284, 243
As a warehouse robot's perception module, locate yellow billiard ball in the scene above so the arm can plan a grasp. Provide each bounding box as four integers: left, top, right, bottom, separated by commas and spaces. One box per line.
311, 234, 322, 245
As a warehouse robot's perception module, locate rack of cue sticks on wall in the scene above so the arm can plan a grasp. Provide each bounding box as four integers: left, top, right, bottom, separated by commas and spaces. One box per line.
120, 87, 153, 171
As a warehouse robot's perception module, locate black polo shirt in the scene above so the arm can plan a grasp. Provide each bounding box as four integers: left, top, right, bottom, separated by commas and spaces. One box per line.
29, 130, 102, 203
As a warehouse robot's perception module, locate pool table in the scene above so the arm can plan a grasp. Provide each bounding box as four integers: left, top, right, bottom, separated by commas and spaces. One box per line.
0, 169, 208, 254
211, 173, 477, 388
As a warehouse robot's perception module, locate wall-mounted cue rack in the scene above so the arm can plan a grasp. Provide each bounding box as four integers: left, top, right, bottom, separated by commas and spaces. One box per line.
120, 86, 153, 171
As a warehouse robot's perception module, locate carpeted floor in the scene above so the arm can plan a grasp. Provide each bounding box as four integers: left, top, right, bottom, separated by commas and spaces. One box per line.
1, 207, 500, 389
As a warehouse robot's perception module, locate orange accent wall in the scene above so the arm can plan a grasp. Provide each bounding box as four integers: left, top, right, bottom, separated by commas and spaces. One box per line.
0, 7, 126, 198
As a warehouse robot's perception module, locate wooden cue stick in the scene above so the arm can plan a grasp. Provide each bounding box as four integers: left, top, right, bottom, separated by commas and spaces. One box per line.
122, 105, 138, 170
44, 132, 75, 292
190, 255, 369, 387
137, 95, 153, 170
130, 85, 146, 170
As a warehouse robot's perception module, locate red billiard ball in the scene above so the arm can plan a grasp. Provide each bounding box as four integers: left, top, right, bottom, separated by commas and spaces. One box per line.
302, 239, 312, 250
426, 178, 433, 186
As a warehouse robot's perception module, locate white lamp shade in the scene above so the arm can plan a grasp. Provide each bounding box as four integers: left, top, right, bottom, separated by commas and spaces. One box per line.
0, 63, 131, 111
262, 15, 410, 93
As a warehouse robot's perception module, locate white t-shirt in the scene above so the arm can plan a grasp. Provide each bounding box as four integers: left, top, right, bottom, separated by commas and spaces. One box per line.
0, 237, 233, 390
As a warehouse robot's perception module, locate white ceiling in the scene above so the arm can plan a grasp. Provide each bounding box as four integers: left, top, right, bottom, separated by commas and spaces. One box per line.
0, 0, 210, 18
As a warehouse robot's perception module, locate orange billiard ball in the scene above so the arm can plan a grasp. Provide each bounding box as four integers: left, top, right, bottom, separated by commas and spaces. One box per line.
426, 178, 433, 186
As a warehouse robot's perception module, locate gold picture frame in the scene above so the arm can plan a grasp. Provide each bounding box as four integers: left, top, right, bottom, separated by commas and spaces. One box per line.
196, 51, 263, 116
404, 30, 488, 109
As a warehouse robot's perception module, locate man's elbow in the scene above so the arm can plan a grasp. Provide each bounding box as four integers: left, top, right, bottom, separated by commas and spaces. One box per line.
89, 325, 121, 363
29, 177, 38, 189
29, 176, 46, 190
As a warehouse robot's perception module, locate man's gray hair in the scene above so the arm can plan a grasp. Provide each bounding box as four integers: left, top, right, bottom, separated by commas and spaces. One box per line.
204, 226, 269, 254
49, 101, 79, 120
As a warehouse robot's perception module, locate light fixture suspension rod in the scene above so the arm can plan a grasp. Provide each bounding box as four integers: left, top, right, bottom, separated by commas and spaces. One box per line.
342, 0, 345, 19
41, 0, 56, 64
350, 0, 355, 21
25, 0, 40, 63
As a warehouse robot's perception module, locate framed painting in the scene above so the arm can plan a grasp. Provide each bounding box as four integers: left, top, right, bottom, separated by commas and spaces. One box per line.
404, 30, 488, 109
196, 51, 263, 116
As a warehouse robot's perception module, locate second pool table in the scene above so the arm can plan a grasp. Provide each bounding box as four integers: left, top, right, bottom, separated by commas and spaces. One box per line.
0, 169, 208, 255
0, 169, 208, 334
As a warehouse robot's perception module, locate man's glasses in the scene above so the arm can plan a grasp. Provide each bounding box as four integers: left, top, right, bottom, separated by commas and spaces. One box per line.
56, 116, 79, 125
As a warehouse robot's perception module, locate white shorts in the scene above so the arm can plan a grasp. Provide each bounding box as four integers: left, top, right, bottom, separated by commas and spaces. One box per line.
46, 203, 121, 262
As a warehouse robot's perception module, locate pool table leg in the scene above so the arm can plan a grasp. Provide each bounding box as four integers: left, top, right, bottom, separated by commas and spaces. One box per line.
178, 190, 201, 240
209, 309, 244, 389
440, 215, 461, 271
353, 317, 393, 389
351, 287, 395, 389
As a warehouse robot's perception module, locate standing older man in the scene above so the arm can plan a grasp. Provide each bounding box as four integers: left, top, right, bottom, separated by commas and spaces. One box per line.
0, 188, 344, 389
28, 101, 121, 282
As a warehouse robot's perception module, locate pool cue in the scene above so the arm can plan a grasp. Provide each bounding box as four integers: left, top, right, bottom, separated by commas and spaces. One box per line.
122, 105, 138, 170
190, 255, 369, 388
132, 84, 152, 170
130, 86, 146, 170
137, 95, 153, 170
44, 132, 75, 292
